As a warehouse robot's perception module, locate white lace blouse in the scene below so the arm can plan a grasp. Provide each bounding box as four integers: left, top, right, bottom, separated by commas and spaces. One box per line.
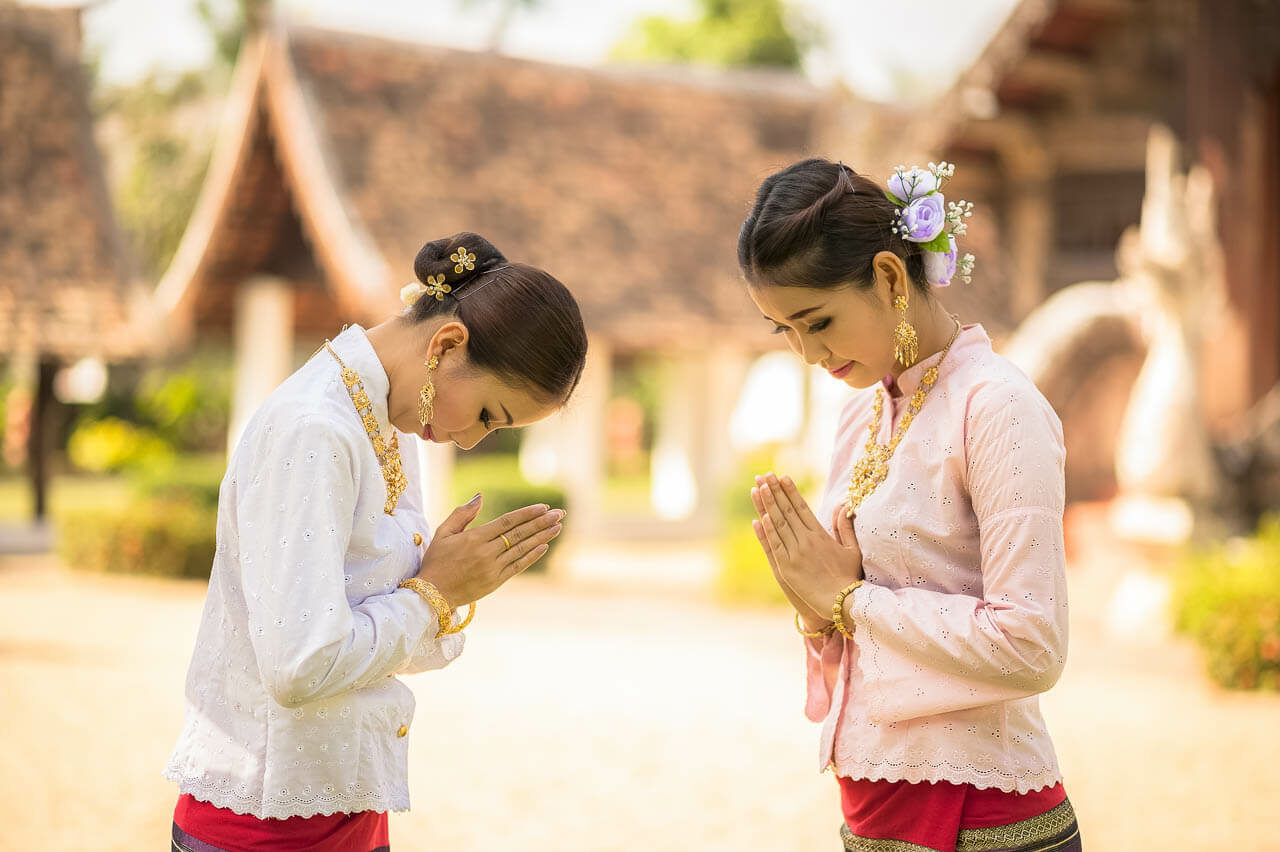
805, 324, 1069, 793
164, 325, 464, 819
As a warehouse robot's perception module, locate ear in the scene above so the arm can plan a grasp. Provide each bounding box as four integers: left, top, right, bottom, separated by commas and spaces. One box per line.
428, 320, 470, 362
871, 250, 911, 305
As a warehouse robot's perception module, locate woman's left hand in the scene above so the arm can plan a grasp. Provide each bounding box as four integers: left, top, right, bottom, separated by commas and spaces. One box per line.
753, 473, 864, 618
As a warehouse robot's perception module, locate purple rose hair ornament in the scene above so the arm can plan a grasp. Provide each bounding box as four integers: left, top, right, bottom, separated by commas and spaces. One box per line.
885, 161, 977, 286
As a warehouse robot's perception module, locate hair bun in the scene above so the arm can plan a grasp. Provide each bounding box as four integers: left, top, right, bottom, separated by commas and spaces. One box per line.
414, 232, 507, 291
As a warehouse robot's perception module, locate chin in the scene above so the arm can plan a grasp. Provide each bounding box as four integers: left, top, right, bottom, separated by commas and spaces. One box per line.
843, 368, 882, 390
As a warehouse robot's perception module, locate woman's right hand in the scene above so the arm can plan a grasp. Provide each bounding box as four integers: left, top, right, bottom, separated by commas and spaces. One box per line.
417, 495, 564, 607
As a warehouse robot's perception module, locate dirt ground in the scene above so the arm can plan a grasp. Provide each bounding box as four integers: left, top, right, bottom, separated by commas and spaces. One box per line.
1, 541, 1278, 851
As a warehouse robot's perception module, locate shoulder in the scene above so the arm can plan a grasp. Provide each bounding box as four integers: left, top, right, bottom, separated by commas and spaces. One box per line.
957, 348, 1062, 443
234, 360, 366, 466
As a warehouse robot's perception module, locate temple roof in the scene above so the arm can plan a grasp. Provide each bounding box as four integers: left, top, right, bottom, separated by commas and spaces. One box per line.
157, 23, 832, 351
0, 4, 148, 360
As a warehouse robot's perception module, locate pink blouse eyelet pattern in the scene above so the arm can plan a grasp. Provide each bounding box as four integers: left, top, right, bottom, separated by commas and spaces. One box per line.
163, 325, 464, 819
806, 324, 1069, 794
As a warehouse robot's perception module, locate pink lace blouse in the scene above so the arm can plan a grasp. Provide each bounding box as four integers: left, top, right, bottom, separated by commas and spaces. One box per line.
806, 323, 1069, 793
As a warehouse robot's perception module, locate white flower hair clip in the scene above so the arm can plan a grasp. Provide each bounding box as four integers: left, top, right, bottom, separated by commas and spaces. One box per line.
400, 282, 428, 307
885, 161, 976, 287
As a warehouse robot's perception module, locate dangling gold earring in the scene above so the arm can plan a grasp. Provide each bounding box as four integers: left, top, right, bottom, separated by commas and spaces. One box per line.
418, 356, 438, 427
892, 295, 919, 367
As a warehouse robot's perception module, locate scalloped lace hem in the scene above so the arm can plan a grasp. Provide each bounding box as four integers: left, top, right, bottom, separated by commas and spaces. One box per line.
163, 767, 410, 820
829, 757, 1062, 794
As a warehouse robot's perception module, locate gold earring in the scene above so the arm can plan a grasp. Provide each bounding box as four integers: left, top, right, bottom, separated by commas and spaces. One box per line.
892, 295, 919, 367
418, 356, 438, 427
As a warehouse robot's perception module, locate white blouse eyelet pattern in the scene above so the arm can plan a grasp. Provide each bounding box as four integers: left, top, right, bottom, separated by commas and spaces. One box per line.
805, 324, 1069, 793
163, 325, 464, 819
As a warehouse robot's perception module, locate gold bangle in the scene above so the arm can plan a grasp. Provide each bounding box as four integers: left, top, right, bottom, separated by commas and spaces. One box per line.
832, 580, 863, 640
794, 611, 834, 638
398, 577, 454, 638
441, 602, 476, 635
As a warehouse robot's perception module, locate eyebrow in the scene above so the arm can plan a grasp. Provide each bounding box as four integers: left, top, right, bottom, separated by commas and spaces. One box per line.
500, 403, 513, 427
762, 304, 825, 323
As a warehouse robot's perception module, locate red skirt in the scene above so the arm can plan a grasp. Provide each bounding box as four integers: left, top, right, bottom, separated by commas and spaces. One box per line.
838, 777, 1080, 852
171, 794, 389, 852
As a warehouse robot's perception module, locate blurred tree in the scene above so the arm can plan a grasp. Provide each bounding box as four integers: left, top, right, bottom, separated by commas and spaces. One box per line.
95, 0, 266, 280
459, 0, 542, 51
611, 0, 814, 70
196, 0, 271, 67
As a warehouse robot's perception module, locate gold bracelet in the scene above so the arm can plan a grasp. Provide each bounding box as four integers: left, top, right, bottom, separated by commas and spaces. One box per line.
441, 602, 476, 635
794, 611, 834, 638
398, 577, 454, 638
832, 580, 863, 639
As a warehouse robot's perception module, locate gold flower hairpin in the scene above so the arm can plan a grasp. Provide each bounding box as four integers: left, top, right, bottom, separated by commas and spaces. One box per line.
450, 247, 476, 274
422, 274, 451, 301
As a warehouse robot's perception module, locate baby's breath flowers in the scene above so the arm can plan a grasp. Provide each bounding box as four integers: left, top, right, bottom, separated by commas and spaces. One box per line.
884, 160, 977, 287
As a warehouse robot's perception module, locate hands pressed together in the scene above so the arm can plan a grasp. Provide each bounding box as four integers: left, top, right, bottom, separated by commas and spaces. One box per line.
750, 473, 864, 634
417, 494, 564, 608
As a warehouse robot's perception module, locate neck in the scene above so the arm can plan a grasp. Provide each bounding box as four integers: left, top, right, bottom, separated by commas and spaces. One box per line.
888, 296, 959, 385
364, 317, 414, 394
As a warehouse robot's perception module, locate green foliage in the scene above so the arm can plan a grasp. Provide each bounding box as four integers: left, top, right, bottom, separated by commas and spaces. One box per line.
136, 355, 232, 453
57, 495, 217, 579
611, 0, 813, 70
67, 416, 175, 474
715, 447, 815, 605
717, 522, 788, 605
1173, 517, 1280, 691
451, 453, 566, 520
451, 453, 566, 571
68, 353, 231, 473
196, 0, 270, 69
129, 453, 227, 509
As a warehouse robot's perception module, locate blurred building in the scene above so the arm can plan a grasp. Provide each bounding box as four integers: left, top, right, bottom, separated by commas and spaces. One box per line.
0, 4, 150, 519
888, 0, 1279, 524
151, 21, 833, 534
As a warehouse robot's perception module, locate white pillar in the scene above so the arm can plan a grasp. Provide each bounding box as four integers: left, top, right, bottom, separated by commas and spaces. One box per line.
228, 276, 295, 454
558, 336, 611, 529
415, 439, 456, 525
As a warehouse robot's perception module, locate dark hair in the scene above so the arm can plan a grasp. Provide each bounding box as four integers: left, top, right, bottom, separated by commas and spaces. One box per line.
406, 232, 588, 405
737, 158, 930, 295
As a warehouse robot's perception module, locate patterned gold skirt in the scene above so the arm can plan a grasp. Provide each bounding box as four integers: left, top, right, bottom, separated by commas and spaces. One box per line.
840, 798, 1081, 852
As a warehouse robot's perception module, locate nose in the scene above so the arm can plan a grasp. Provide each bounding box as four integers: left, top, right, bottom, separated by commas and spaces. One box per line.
795, 335, 829, 367
455, 427, 486, 451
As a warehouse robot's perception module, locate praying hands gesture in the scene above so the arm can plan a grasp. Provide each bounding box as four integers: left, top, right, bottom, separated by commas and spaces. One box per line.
750, 473, 864, 632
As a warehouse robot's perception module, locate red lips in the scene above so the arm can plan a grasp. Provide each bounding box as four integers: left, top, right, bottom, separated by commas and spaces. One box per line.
828, 362, 854, 379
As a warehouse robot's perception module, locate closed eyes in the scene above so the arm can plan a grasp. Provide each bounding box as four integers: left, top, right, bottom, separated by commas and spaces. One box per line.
771, 317, 832, 335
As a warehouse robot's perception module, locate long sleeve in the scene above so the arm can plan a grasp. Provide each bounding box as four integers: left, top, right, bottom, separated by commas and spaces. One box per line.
847, 384, 1069, 724
236, 415, 444, 707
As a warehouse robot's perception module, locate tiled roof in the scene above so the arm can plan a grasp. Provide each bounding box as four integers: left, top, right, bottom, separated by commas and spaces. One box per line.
285, 25, 827, 349
0, 5, 145, 359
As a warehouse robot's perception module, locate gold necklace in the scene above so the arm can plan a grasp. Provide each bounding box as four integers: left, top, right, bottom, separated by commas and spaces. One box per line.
844, 318, 962, 518
325, 341, 407, 515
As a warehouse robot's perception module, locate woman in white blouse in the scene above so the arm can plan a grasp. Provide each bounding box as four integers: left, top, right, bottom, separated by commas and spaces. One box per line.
738, 160, 1082, 851
164, 233, 586, 852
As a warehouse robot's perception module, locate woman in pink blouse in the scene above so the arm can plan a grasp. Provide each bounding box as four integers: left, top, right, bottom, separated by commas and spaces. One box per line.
738, 159, 1081, 852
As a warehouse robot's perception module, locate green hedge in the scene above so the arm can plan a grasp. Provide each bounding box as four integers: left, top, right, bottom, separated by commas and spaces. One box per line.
450, 453, 566, 573
450, 453, 566, 521
57, 496, 217, 579
715, 449, 813, 606
56, 456, 224, 579
1173, 516, 1280, 691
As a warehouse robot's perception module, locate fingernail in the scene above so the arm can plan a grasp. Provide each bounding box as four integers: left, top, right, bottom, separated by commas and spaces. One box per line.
554, 510, 566, 521
468, 493, 481, 505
